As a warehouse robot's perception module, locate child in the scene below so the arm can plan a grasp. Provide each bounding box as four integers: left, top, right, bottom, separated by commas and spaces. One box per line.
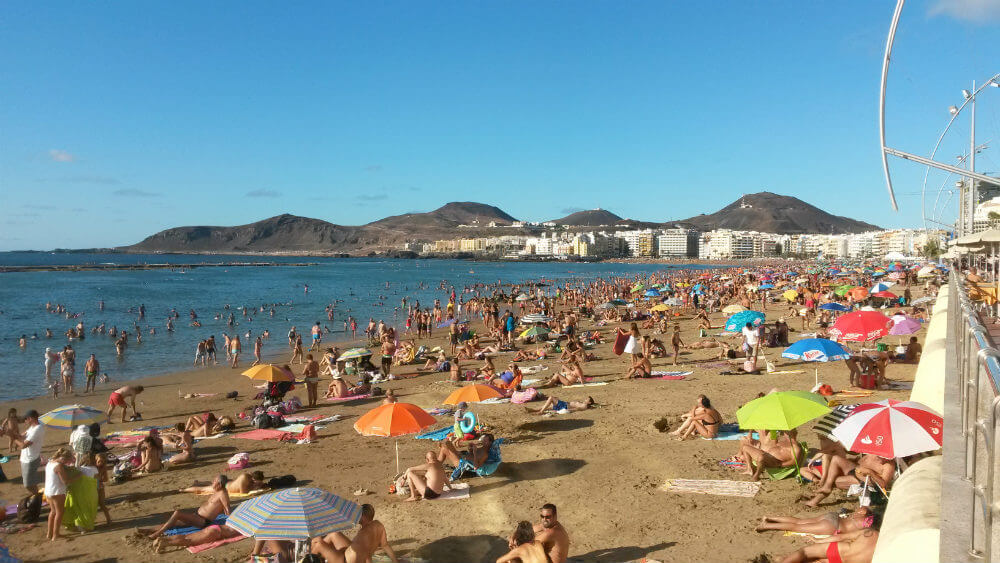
0, 409, 19, 452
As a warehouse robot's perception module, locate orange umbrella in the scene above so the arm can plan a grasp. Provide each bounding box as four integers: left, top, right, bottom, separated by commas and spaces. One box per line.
242, 364, 294, 382
443, 384, 502, 405
848, 287, 869, 301
355, 403, 437, 473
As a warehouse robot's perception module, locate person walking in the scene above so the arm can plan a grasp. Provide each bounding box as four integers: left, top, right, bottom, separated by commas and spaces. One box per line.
13, 410, 45, 496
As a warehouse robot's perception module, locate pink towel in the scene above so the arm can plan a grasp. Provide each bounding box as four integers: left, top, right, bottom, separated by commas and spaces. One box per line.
104, 434, 145, 447
233, 429, 291, 441
325, 393, 372, 402
186, 535, 247, 553
655, 375, 687, 380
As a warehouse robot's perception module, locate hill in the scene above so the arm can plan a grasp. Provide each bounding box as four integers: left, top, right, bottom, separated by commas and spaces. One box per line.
674, 192, 880, 234
367, 202, 516, 229
551, 209, 624, 226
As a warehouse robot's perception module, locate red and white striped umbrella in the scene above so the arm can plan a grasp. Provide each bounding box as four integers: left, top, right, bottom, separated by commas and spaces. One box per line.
828, 310, 893, 342
831, 399, 942, 458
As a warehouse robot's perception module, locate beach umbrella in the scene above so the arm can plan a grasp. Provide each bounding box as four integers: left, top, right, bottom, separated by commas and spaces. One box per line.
664, 297, 684, 306
355, 402, 437, 473
595, 302, 615, 310
831, 399, 942, 458
519, 326, 551, 339
650, 304, 670, 312
910, 296, 934, 306
782, 289, 799, 301
736, 391, 831, 431
870, 282, 894, 293
515, 293, 530, 301
725, 310, 766, 331
436, 318, 456, 328
242, 364, 294, 383
644, 289, 661, 297
443, 384, 502, 405
873, 290, 897, 299
630, 283, 645, 293
722, 304, 747, 314
758, 283, 775, 290
39, 405, 106, 429
828, 311, 893, 342
781, 338, 851, 362
610, 299, 628, 306
226, 487, 361, 559
889, 317, 922, 336
887, 272, 904, 280
848, 287, 870, 301
917, 266, 937, 278
337, 348, 373, 361
521, 314, 552, 324
818, 302, 850, 312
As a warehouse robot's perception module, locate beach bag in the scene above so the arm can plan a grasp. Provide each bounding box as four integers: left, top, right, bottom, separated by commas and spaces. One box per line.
227, 453, 250, 470
391, 473, 410, 497
16, 494, 41, 524
266, 474, 296, 489
816, 384, 834, 397
252, 413, 273, 429
510, 387, 538, 404
112, 460, 133, 483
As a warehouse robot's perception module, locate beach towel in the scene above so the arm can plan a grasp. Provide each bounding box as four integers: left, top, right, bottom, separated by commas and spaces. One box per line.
559, 382, 609, 389
193, 433, 229, 441
521, 378, 541, 387
649, 371, 691, 380
104, 434, 144, 447
708, 425, 757, 441
796, 333, 818, 338
661, 479, 760, 498
195, 489, 266, 499
164, 515, 226, 536
765, 370, 805, 375
451, 438, 505, 480
326, 393, 372, 403
415, 427, 453, 441
612, 331, 629, 355
438, 482, 470, 500
187, 534, 247, 553
234, 429, 292, 441
477, 398, 510, 405
276, 423, 326, 433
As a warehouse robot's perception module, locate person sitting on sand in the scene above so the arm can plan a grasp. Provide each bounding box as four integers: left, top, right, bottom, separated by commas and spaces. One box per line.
437, 433, 495, 469
479, 356, 497, 378
182, 471, 266, 495
625, 352, 653, 379
525, 396, 595, 415
309, 503, 399, 563
490, 363, 523, 394
106, 385, 143, 423
143, 475, 231, 540
669, 395, 722, 440
162, 423, 196, 464
531, 503, 569, 563
421, 350, 447, 371
776, 520, 880, 563
538, 360, 584, 388
755, 506, 874, 536
382, 389, 398, 405
497, 520, 549, 563
185, 413, 233, 438
737, 428, 803, 481
402, 451, 448, 501
326, 372, 370, 399
137, 436, 164, 473
803, 453, 896, 508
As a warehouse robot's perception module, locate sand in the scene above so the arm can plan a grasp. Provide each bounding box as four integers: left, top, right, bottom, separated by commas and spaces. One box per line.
0, 305, 919, 563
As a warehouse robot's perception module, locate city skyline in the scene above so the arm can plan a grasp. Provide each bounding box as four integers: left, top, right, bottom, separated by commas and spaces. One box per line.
2, 0, 1000, 250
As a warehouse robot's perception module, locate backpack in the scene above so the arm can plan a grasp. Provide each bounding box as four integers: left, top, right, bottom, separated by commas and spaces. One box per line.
17, 494, 41, 523
252, 413, 273, 429
266, 474, 296, 489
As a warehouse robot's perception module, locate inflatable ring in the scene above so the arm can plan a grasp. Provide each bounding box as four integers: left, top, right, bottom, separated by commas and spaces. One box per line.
459, 412, 477, 434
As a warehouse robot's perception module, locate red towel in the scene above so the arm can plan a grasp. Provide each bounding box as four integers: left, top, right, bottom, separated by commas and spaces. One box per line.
233, 429, 291, 441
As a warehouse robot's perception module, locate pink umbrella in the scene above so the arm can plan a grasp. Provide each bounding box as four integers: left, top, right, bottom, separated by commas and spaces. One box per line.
828, 311, 893, 342
887, 272, 904, 280
889, 317, 922, 336
831, 399, 942, 458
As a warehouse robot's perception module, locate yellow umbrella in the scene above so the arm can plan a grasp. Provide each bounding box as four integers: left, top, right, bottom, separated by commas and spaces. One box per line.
242, 364, 294, 382
651, 304, 670, 312
443, 384, 503, 405
782, 289, 799, 302
722, 304, 746, 314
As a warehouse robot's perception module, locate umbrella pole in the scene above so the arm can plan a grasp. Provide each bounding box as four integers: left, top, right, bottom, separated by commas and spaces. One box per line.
395, 440, 400, 475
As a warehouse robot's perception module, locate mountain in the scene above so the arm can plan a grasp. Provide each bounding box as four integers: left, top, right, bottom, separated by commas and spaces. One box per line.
367, 202, 516, 229
674, 192, 881, 234
551, 209, 625, 226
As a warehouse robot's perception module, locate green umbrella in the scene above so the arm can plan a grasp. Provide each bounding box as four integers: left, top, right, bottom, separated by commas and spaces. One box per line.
736, 391, 830, 431
519, 326, 551, 339
834, 285, 855, 297
630, 283, 645, 293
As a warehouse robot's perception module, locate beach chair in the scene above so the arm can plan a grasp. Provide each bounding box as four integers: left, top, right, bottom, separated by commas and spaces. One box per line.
450, 438, 505, 480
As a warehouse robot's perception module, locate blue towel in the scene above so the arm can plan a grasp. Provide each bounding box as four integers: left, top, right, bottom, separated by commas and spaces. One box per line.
415, 426, 453, 441
163, 515, 226, 536
711, 425, 759, 441
450, 438, 505, 480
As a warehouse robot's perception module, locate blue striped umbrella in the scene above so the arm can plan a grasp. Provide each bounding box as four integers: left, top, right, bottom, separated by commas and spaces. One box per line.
724, 310, 766, 331
226, 487, 361, 541
39, 405, 106, 429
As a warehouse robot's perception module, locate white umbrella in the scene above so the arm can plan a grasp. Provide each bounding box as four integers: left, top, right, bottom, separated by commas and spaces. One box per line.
831, 399, 942, 458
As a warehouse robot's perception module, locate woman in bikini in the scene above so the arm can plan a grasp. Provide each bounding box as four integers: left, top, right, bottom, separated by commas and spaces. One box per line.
670, 395, 722, 440
756, 506, 873, 536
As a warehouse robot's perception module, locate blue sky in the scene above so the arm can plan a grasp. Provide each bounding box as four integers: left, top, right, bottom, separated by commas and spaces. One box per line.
2, 0, 999, 250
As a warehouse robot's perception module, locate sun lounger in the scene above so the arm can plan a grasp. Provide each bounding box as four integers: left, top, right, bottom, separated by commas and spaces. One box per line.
451, 438, 505, 480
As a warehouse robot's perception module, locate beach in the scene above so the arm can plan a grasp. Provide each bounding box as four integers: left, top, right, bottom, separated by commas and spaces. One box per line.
0, 284, 920, 563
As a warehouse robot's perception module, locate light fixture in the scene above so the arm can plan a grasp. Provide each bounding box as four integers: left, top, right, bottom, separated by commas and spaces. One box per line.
949, 105, 959, 115
990, 80, 1000, 88
963, 89, 972, 100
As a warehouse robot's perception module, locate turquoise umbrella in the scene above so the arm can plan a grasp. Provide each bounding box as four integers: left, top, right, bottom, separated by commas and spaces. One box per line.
724, 310, 765, 331
226, 487, 361, 541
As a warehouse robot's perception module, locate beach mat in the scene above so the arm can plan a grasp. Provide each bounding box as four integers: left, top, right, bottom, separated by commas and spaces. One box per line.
661, 479, 760, 498
233, 429, 292, 441
439, 482, 470, 500
708, 424, 755, 441
765, 370, 805, 375
164, 515, 226, 536
649, 371, 691, 380
326, 393, 373, 403
415, 427, 452, 441
187, 535, 247, 553
560, 382, 609, 389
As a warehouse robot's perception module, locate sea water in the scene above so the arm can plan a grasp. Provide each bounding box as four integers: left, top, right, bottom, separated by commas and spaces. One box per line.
0, 253, 720, 401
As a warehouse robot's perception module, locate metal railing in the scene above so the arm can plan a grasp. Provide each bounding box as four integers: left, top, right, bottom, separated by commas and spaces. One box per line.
949, 267, 1000, 560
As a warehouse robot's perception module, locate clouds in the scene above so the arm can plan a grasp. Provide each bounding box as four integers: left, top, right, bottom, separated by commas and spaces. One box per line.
49, 149, 76, 162
929, 0, 1000, 22
246, 189, 281, 198
112, 188, 160, 197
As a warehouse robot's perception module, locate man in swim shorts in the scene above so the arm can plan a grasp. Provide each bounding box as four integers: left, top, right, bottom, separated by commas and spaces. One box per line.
144, 475, 231, 539
309, 503, 399, 563
106, 385, 144, 423
776, 521, 879, 563
84, 354, 100, 393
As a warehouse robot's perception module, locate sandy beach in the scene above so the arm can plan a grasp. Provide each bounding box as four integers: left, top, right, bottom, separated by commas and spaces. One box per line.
0, 300, 919, 563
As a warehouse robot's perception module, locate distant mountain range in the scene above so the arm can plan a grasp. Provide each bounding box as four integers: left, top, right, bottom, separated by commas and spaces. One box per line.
122, 192, 881, 254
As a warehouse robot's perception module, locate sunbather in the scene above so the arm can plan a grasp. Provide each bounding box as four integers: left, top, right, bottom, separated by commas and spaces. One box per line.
777, 523, 880, 563
309, 503, 399, 563
525, 396, 595, 415
146, 522, 243, 552
402, 451, 448, 501
755, 506, 874, 535
437, 434, 495, 468
497, 521, 549, 563
669, 395, 722, 440
182, 471, 265, 495
538, 360, 584, 388
624, 353, 652, 379
143, 475, 231, 539
137, 436, 164, 473
737, 429, 803, 481
803, 453, 895, 507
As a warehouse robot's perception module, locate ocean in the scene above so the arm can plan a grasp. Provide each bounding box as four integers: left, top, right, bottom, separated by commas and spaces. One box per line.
0, 253, 722, 401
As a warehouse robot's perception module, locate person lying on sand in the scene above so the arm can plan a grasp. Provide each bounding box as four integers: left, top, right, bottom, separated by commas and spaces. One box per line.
512, 346, 548, 362
776, 521, 880, 563
309, 503, 399, 563
437, 433, 495, 468
402, 451, 448, 501
420, 350, 447, 371
184, 413, 235, 437
182, 471, 266, 495
685, 339, 733, 359
803, 453, 895, 508
538, 360, 584, 387
669, 395, 721, 440
624, 353, 652, 379
525, 396, 595, 415
755, 506, 874, 536
143, 475, 231, 539
144, 522, 243, 552
737, 429, 803, 481
497, 521, 549, 563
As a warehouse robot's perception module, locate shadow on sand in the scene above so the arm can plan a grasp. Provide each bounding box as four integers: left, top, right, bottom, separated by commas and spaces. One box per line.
409, 534, 508, 563
569, 542, 676, 562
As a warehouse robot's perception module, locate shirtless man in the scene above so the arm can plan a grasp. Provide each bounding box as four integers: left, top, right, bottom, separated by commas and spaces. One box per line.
498, 521, 549, 563
803, 453, 895, 507
526, 396, 595, 415
737, 429, 803, 481
303, 354, 320, 407
777, 524, 880, 563
147, 522, 243, 552
625, 353, 652, 379
84, 354, 100, 393
106, 385, 143, 423
309, 503, 399, 563
144, 475, 231, 539
532, 503, 569, 563
182, 471, 265, 495
381, 336, 395, 377
403, 451, 447, 501
670, 325, 685, 365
